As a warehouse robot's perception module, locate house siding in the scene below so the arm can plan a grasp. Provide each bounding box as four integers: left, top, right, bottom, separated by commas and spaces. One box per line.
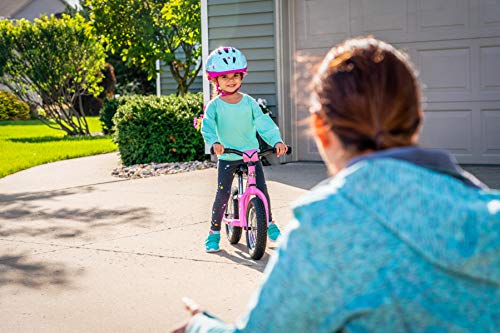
12, 0, 66, 20
206, 0, 277, 116
159, 61, 203, 96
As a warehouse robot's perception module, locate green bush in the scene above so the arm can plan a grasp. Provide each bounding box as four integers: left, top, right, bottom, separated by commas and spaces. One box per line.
0, 90, 30, 120
100, 96, 127, 134
113, 93, 206, 165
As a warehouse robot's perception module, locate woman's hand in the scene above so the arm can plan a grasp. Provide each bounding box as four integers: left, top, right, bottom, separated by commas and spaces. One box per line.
169, 298, 202, 333
212, 143, 225, 155
275, 142, 288, 157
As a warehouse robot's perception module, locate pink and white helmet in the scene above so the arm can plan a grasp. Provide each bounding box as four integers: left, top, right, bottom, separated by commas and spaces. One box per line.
205, 46, 247, 80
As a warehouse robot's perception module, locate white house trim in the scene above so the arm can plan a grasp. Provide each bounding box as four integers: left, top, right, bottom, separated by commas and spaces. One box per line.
275, 0, 296, 162
201, 0, 210, 106
156, 59, 161, 97
201, 0, 210, 155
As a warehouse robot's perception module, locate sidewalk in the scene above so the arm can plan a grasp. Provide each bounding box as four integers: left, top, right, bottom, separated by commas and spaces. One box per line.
0, 153, 497, 332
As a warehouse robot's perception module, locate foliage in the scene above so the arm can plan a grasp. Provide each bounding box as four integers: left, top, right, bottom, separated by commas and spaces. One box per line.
73, 62, 117, 117
0, 90, 30, 120
65, 1, 156, 96
0, 117, 116, 178
193, 113, 203, 131
99, 96, 127, 134
86, 0, 201, 95
113, 93, 205, 165
107, 49, 156, 96
0, 14, 106, 136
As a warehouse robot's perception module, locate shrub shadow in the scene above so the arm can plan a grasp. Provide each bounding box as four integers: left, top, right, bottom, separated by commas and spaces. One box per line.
0, 185, 153, 293
0, 186, 153, 239
0, 120, 47, 127
0, 253, 82, 294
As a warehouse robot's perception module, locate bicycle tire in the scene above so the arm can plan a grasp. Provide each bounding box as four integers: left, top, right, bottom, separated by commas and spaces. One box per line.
246, 197, 267, 260
225, 187, 242, 244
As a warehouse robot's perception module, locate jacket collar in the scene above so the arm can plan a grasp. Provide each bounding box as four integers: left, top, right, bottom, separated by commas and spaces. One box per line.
347, 146, 488, 189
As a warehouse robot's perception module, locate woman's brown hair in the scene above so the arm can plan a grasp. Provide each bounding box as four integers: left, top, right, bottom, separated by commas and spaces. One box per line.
311, 37, 422, 151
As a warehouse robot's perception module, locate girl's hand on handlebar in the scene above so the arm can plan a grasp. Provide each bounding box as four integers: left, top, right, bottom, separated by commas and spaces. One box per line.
212, 143, 225, 155
275, 142, 288, 157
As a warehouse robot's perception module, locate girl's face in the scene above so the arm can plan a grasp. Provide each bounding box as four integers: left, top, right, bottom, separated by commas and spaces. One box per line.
216, 73, 243, 93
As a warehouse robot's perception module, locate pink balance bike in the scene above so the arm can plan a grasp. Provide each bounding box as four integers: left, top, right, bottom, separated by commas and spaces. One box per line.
211, 146, 292, 260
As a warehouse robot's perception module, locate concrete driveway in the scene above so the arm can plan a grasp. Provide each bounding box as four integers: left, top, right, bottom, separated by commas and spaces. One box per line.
1, 153, 498, 332
0, 153, 328, 332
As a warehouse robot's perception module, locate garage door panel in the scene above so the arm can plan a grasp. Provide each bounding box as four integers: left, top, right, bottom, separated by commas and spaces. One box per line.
359, 0, 408, 33
420, 109, 473, 155
417, 0, 469, 30
418, 47, 471, 92
480, 0, 500, 27
481, 109, 500, 156
296, 104, 319, 160
293, 49, 325, 108
419, 102, 500, 163
295, 0, 350, 49
480, 45, 500, 91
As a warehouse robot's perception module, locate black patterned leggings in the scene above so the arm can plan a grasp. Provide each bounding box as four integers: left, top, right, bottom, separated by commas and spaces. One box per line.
210, 159, 271, 231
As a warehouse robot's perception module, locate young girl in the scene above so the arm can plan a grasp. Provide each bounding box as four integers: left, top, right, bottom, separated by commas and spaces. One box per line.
201, 46, 288, 253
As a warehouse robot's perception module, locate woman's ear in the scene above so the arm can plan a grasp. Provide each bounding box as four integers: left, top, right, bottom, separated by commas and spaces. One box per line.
411, 119, 422, 144
312, 113, 331, 148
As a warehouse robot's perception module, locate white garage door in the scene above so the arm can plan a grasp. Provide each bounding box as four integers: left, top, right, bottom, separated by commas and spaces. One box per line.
292, 0, 500, 164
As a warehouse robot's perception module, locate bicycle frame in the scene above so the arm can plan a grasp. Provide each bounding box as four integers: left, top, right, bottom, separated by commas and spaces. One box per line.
222, 149, 269, 229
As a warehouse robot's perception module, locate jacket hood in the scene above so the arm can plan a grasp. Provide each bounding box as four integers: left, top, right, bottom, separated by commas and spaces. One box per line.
342, 156, 500, 287
296, 151, 500, 288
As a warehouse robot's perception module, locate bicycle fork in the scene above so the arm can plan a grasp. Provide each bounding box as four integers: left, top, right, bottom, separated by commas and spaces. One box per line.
238, 163, 270, 230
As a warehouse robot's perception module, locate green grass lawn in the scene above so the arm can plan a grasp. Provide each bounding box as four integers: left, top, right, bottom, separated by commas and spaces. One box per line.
0, 117, 117, 178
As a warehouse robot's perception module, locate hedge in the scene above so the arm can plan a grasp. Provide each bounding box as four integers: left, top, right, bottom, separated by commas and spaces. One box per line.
113, 93, 206, 165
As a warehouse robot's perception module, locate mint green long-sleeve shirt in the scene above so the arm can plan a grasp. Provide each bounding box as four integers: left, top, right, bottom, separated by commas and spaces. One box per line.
201, 94, 283, 161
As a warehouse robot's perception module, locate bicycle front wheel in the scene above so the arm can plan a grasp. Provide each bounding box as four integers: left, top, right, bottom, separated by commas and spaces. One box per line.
246, 197, 267, 260
225, 187, 242, 244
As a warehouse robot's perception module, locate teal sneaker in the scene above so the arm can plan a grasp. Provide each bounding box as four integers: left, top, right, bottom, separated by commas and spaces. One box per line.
205, 231, 221, 253
267, 222, 281, 241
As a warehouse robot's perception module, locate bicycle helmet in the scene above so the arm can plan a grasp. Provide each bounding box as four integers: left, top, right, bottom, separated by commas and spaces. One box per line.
205, 46, 247, 80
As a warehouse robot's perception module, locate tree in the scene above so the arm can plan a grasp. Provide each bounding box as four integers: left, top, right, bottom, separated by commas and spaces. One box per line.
0, 14, 106, 135
64, 0, 156, 96
86, 0, 201, 95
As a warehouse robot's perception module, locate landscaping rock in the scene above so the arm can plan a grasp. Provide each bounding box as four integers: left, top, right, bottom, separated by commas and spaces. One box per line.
111, 161, 217, 179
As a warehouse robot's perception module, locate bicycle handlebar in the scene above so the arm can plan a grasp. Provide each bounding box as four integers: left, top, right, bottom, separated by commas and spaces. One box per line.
210, 146, 292, 157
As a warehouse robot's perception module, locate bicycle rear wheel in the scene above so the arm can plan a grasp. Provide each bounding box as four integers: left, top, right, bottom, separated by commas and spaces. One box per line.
225, 187, 242, 244
246, 197, 267, 260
